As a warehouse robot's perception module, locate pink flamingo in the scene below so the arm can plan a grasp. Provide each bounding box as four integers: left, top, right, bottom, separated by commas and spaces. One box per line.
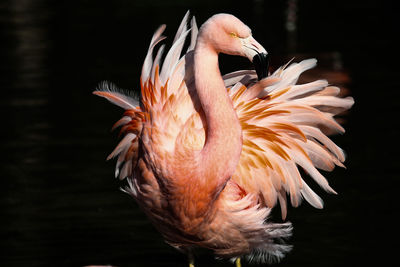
94, 12, 354, 266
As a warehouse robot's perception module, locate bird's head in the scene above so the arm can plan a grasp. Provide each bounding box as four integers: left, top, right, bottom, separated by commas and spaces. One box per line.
198, 13, 269, 79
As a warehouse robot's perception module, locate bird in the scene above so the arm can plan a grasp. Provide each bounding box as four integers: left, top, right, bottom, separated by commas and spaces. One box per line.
94, 12, 354, 266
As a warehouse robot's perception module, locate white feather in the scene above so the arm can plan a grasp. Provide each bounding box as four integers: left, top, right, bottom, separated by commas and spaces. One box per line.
151, 44, 165, 84
160, 29, 191, 84
141, 24, 167, 82
187, 16, 198, 52
94, 81, 139, 110
173, 10, 190, 43
107, 133, 136, 161
300, 181, 324, 209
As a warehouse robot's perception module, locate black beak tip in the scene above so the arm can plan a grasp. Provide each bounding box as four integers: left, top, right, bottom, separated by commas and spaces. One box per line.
253, 52, 269, 81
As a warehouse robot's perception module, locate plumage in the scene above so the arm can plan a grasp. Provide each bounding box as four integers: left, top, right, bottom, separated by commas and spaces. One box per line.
94, 12, 353, 265
94, 81, 139, 109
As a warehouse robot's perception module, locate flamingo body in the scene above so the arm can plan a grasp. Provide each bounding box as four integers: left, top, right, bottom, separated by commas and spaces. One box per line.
94, 12, 354, 264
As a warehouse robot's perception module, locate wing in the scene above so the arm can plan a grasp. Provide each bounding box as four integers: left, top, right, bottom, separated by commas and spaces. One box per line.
93, 12, 201, 181
138, 12, 202, 154
227, 59, 354, 219
93, 82, 144, 180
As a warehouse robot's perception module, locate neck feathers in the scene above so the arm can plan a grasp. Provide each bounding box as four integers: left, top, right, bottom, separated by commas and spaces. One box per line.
193, 38, 243, 199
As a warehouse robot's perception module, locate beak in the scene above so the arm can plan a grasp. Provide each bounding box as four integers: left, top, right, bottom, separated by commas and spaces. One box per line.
242, 36, 269, 80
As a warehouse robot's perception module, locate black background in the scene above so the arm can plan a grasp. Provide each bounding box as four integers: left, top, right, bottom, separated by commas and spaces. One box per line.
1, 0, 398, 266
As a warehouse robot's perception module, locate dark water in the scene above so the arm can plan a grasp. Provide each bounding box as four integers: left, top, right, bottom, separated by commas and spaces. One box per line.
1, 1, 398, 266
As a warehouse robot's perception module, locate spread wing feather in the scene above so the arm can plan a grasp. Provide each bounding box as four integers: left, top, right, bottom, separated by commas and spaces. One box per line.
229, 59, 354, 218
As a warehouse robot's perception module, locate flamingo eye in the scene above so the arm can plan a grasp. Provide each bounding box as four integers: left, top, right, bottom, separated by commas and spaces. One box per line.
229, 32, 239, 38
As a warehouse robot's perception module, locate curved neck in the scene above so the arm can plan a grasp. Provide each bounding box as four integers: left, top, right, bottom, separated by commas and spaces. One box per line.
166, 33, 243, 233
193, 39, 242, 191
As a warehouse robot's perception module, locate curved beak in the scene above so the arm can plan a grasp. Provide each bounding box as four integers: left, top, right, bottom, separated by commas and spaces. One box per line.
242, 36, 269, 80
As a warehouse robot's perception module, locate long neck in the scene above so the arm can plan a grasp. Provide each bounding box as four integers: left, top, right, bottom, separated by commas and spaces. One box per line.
166, 33, 243, 234
194, 38, 242, 192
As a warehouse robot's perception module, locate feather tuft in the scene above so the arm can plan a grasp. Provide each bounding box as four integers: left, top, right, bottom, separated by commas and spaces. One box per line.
94, 81, 140, 110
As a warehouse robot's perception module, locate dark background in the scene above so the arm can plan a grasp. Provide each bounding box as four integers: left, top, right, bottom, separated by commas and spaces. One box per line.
1, 0, 398, 266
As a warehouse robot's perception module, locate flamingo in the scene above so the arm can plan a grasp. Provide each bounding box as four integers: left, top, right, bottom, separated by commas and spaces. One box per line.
94, 12, 354, 266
